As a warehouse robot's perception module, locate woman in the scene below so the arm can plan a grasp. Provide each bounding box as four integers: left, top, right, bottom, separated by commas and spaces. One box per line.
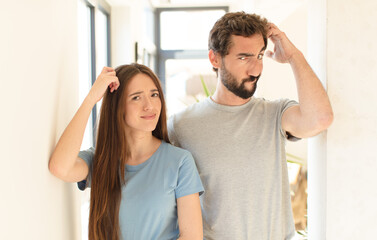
49, 64, 204, 240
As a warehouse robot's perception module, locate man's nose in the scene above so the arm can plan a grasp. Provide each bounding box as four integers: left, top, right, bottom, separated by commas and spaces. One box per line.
247, 59, 263, 76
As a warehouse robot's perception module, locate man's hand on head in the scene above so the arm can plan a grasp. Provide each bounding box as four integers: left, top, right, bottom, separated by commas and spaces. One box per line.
265, 23, 303, 64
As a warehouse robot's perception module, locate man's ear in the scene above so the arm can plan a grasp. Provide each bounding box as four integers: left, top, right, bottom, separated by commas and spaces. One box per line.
209, 49, 221, 69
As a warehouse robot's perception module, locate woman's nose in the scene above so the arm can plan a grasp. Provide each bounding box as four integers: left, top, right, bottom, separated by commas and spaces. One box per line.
143, 97, 153, 111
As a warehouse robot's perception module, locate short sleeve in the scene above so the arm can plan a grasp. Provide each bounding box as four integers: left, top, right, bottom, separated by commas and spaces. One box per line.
77, 147, 95, 191
278, 99, 300, 141
175, 153, 204, 199
167, 115, 181, 147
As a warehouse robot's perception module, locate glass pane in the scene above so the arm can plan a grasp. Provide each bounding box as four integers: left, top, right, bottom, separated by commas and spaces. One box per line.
96, 10, 109, 72
95, 10, 110, 118
160, 10, 225, 50
165, 59, 217, 116
78, 1, 93, 151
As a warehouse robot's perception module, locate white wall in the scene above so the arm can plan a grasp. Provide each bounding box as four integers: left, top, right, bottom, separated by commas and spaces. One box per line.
326, 0, 377, 238
111, 5, 134, 66
0, 1, 82, 239
111, 0, 153, 67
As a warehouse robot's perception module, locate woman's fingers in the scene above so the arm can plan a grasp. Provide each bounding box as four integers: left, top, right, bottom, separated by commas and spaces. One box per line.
101, 66, 114, 74
101, 67, 118, 91
107, 70, 116, 76
108, 76, 120, 89
107, 76, 120, 93
88, 68, 119, 102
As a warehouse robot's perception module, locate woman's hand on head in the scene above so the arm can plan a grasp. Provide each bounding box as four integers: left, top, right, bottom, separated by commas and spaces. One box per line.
87, 66, 120, 103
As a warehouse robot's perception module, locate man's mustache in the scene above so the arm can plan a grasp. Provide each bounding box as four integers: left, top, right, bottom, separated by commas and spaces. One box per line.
242, 74, 261, 83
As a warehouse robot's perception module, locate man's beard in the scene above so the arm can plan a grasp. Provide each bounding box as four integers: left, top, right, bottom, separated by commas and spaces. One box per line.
219, 63, 260, 99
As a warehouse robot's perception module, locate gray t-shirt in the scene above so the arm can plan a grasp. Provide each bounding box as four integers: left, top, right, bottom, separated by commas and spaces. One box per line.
168, 97, 297, 240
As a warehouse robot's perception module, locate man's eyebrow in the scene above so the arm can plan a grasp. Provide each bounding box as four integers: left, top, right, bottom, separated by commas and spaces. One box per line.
236, 53, 254, 57
236, 47, 266, 57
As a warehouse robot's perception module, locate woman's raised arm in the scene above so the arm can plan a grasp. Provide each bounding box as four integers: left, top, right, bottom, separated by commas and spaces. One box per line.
48, 67, 119, 182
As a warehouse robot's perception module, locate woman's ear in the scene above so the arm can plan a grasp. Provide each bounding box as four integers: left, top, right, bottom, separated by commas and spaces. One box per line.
208, 49, 221, 69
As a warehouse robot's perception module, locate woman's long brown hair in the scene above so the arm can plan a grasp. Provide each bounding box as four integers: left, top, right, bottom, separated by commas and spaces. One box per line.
89, 63, 170, 240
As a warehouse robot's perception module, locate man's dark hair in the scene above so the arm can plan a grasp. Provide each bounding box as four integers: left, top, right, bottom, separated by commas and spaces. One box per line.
208, 12, 269, 73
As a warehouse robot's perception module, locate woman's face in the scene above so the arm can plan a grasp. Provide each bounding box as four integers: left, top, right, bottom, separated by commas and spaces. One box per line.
124, 73, 161, 133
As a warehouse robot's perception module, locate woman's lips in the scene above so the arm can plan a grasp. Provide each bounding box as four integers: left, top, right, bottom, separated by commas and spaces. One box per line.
141, 114, 156, 120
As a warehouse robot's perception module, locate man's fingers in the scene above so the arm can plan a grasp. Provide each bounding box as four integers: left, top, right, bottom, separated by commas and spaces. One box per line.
268, 23, 279, 31
267, 22, 282, 39
265, 50, 274, 58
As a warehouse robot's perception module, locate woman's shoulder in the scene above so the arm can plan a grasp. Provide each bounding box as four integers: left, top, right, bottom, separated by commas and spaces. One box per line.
160, 141, 193, 162
78, 147, 95, 164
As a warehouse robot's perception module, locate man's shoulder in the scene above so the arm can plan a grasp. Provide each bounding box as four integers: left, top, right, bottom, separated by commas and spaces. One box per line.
252, 97, 288, 104
171, 98, 210, 122
252, 97, 297, 109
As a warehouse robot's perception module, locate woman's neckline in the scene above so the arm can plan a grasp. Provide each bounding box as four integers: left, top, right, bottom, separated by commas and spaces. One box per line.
126, 140, 164, 172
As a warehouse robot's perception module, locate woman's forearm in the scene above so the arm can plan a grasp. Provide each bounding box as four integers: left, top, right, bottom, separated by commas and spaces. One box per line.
48, 96, 96, 180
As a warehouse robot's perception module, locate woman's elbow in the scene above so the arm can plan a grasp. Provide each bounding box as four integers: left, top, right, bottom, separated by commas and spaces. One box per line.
48, 157, 69, 181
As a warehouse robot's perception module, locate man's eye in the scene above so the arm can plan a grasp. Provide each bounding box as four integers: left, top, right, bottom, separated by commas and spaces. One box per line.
257, 54, 264, 60
239, 57, 247, 60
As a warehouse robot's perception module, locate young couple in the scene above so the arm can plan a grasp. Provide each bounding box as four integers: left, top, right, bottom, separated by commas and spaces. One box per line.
49, 12, 333, 240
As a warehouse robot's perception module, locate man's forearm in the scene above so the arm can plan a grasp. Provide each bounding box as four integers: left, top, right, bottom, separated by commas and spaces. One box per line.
289, 51, 333, 131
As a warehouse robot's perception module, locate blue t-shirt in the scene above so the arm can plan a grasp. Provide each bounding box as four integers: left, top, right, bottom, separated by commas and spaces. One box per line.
78, 141, 204, 240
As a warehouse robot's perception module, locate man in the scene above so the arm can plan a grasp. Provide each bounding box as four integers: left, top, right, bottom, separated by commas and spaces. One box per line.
168, 12, 333, 239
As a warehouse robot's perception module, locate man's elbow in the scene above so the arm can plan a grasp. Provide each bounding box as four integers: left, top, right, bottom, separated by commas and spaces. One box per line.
308, 111, 334, 136
317, 110, 334, 130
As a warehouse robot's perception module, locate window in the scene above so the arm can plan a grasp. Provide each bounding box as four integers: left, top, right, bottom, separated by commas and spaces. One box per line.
94, 7, 111, 121
155, 6, 228, 116
78, 1, 111, 239
78, 0, 110, 148
78, 0, 94, 150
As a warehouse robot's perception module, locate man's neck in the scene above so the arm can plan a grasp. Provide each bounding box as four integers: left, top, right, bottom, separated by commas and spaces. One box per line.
211, 81, 251, 106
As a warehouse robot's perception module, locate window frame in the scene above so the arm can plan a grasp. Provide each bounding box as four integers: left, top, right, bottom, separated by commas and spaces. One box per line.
82, 0, 111, 147
154, 6, 229, 87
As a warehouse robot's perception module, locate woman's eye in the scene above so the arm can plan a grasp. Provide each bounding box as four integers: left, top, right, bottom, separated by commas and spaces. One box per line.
132, 96, 140, 100
257, 54, 264, 60
152, 92, 159, 97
